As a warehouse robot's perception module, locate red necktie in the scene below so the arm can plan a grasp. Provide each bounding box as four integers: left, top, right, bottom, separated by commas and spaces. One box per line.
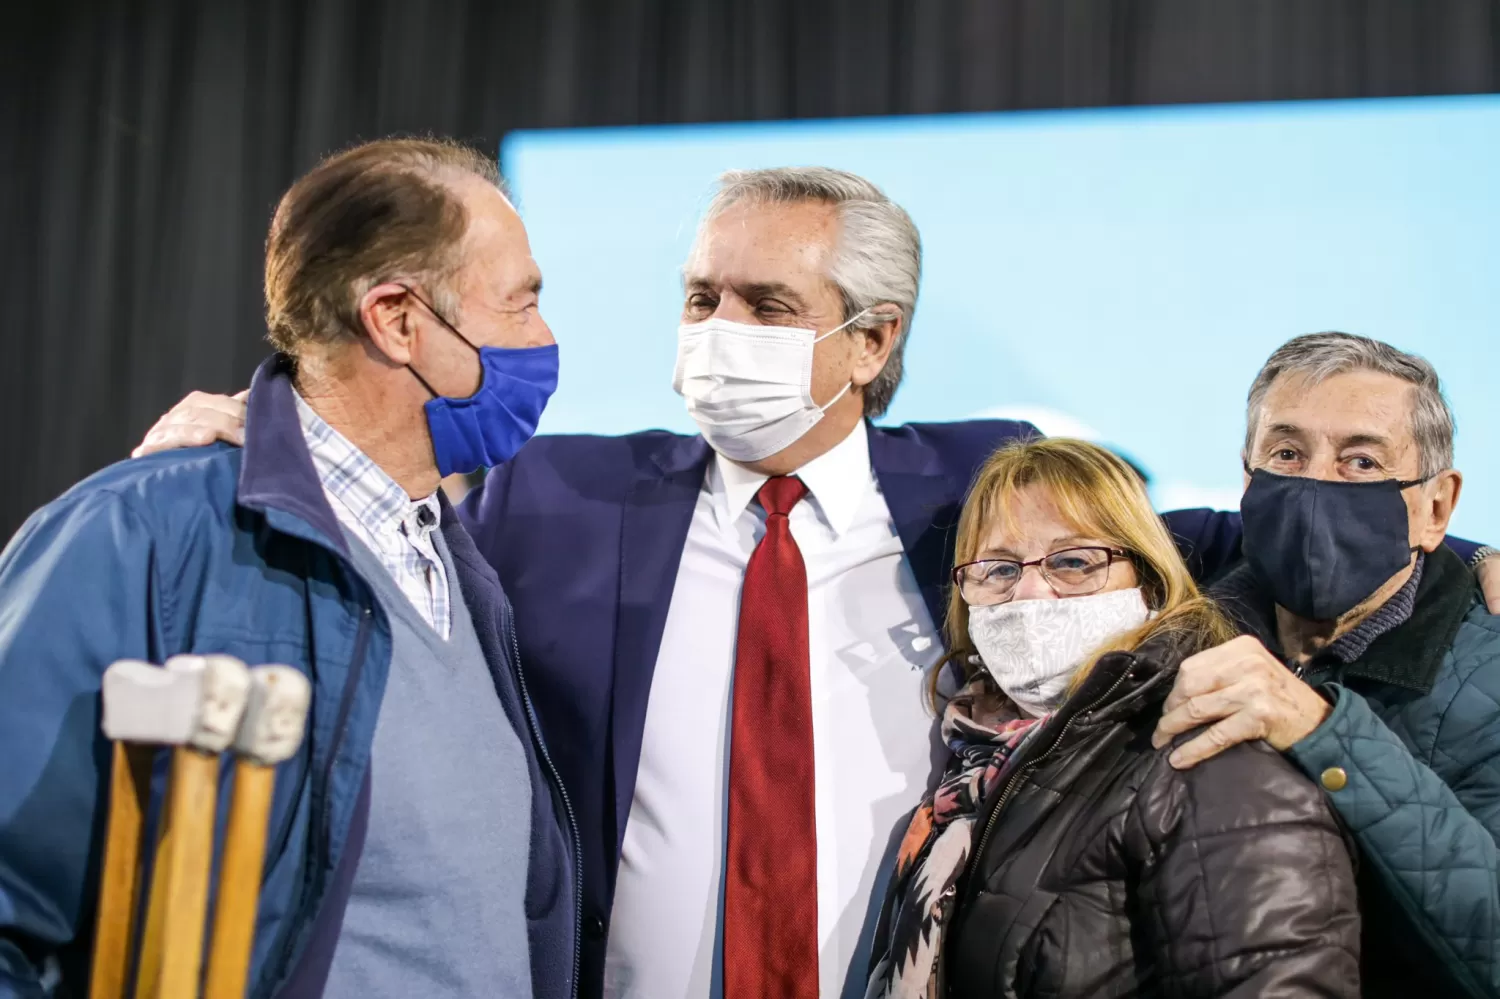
725, 475, 819, 999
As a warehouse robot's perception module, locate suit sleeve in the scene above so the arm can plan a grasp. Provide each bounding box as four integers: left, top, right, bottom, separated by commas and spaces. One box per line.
1449, 535, 1485, 564
1130, 740, 1362, 997
1158, 508, 1245, 584
0, 492, 159, 997
1158, 507, 1486, 584
1287, 678, 1500, 998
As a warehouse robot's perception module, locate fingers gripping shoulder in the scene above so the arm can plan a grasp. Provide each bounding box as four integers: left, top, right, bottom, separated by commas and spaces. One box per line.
133, 389, 247, 457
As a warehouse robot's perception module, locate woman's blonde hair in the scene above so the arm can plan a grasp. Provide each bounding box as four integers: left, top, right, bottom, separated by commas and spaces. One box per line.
932, 437, 1235, 707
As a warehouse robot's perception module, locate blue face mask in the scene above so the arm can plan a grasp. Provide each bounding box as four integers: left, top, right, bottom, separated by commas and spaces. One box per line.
402, 287, 558, 478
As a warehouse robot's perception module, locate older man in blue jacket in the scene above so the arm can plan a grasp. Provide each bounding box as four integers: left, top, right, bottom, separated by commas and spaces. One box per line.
0, 139, 577, 999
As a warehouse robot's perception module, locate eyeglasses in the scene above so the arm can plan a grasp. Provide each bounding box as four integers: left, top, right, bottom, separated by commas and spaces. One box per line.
952, 546, 1132, 606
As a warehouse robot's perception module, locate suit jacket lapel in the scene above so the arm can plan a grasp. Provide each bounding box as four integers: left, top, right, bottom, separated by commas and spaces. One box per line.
605, 426, 965, 867
867, 423, 965, 630
610, 433, 711, 857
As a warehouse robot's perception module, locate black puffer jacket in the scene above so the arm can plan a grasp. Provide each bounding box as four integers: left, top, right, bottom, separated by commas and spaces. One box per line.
944, 635, 1362, 998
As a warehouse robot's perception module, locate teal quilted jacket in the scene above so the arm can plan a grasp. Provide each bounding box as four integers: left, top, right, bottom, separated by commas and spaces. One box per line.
1222, 545, 1500, 997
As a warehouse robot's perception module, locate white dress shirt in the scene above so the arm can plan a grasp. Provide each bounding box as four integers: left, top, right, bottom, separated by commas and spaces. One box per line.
603, 421, 944, 999
293, 389, 450, 637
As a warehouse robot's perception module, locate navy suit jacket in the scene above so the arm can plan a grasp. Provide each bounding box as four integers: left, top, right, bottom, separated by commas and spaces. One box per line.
458, 418, 1260, 996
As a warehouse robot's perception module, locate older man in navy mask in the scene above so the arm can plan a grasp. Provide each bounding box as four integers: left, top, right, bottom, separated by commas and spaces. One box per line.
1156, 332, 1500, 998
135, 169, 1500, 999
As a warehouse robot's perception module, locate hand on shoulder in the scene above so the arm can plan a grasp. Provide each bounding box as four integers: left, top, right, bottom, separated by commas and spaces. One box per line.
1152, 635, 1332, 770
1475, 552, 1500, 615
131, 390, 248, 457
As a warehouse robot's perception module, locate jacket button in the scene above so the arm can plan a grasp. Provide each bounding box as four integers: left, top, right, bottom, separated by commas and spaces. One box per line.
1320, 767, 1348, 792
586, 914, 607, 939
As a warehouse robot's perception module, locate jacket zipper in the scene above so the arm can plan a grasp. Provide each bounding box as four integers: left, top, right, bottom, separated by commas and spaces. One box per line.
971, 662, 1137, 866
507, 603, 584, 999
268, 602, 374, 997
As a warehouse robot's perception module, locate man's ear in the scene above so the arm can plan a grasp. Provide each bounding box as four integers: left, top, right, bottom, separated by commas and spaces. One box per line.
1415, 469, 1463, 552
850, 308, 903, 389
356, 283, 418, 366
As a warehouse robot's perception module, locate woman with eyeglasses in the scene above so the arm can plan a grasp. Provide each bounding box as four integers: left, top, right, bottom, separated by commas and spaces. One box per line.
866, 437, 1360, 999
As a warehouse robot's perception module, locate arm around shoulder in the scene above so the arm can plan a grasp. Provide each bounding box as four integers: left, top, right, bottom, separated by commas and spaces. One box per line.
1131, 738, 1361, 996
0, 491, 161, 992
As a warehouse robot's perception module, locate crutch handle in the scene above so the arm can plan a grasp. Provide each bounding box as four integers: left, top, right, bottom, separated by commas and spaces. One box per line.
114, 655, 251, 999
204, 666, 311, 999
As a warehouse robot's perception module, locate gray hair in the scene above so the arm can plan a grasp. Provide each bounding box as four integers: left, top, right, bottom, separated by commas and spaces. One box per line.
694, 167, 922, 418
1245, 331, 1455, 477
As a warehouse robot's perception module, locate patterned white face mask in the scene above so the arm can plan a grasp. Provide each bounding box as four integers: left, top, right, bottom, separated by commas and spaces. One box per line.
967, 587, 1151, 717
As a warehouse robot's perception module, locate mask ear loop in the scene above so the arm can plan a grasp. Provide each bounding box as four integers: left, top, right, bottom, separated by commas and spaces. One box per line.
407, 361, 441, 400
397, 284, 480, 400
1395, 473, 1435, 559
811, 307, 871, 344
809, 308, 874, 411
816, 382, 853, 413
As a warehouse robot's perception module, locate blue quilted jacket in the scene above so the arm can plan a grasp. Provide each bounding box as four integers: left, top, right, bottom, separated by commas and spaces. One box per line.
1221, 546, 1500, 998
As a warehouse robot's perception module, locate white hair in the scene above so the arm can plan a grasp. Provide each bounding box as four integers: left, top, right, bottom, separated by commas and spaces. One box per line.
693, 167, 922, 417
1245, 331, 1455, 477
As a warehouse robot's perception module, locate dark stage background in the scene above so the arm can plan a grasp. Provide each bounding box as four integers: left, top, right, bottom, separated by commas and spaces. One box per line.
3, 0, 1498, 540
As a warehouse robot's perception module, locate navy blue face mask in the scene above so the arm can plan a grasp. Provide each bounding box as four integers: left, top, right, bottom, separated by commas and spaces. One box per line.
402, 287, 558, 478
1239, 466, 1424, 622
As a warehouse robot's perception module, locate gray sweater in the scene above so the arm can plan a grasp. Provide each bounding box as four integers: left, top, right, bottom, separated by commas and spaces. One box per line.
323, 527, 534, 998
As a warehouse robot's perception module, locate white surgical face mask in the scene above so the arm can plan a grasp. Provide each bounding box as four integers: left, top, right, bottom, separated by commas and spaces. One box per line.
671, 312, 865, 463
967, 587, 1151, 718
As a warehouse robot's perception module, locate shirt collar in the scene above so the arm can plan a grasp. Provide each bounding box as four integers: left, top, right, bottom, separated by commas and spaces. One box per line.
292, 388, 441, 540
710, 419, 873, 537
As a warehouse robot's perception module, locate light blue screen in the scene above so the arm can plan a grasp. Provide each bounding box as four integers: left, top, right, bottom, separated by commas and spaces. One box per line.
503, 95, 1499, 539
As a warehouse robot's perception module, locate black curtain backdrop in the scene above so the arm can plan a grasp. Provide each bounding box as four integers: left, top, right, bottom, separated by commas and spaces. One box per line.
3, 0, 1498, 540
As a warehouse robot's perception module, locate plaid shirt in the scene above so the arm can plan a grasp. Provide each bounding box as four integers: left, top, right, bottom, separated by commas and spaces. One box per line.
294, 390, 450, 638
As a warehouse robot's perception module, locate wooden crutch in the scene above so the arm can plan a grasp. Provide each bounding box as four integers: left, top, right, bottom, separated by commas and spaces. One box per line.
203, 665, 311, 999
96, 655, 251, 999
90, 686, 155, 999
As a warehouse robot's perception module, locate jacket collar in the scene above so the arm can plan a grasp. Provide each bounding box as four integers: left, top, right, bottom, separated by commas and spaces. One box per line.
237, 354, 350, 556
867, 422, 963, 629
609, 431, 713, 854
1065, 631, 1194, 730
439, 490, 505, 594
645, 430, 713, 479
1213, 544, 1478, 693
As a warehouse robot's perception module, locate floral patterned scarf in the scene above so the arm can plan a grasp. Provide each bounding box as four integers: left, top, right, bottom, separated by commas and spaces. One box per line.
865, 678, 1046, 999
